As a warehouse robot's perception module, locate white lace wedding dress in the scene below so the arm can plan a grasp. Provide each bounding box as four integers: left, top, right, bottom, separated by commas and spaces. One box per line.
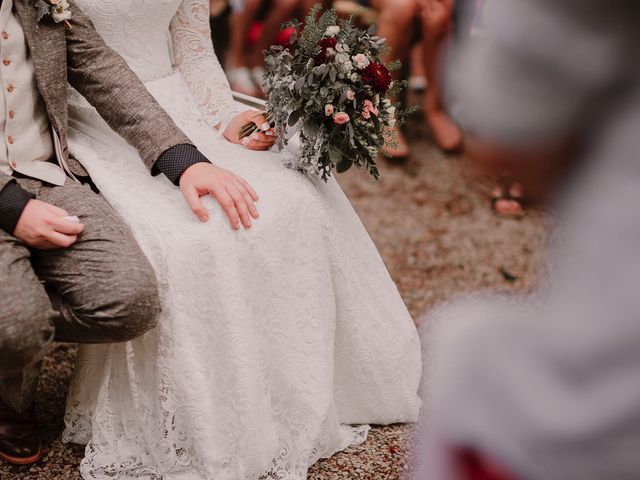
61, 1, 422, 478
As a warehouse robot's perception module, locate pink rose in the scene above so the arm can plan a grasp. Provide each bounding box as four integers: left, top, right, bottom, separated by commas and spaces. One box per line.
363, 99, 379, 116
334, 112, 350, 124
352, 53, 370, 70
362, 109, 371, 120
346, 89, 355, 101
325, 104, 334, 116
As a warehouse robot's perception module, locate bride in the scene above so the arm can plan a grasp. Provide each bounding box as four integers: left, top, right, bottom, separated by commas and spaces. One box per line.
62, 1, 422, 479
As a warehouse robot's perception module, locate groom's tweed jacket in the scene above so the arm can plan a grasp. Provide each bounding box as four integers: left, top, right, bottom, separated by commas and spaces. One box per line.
0, 0, 206, 230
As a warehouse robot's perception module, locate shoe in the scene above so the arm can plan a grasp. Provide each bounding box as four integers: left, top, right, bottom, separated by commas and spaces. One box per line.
251, 66, 266, 95
408, 76, 428, 92
0, 398, 41, 465
382, 126, 410, 164
227, 66, 259, 97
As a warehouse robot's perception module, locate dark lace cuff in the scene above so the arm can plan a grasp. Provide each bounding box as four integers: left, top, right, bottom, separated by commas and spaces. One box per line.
153, 144, 211, 185
0, 181, 35, 235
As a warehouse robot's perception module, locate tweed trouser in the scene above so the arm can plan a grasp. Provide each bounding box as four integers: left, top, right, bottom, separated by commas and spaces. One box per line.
0, 177, 161, 412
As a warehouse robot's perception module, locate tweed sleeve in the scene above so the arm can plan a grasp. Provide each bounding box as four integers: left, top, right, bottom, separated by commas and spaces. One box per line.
65, 2, 195, 172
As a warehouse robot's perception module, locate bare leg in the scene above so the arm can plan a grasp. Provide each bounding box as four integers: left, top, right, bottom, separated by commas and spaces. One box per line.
421, 0, 463, 152
227, 0, 262, 96
409, 41, 428, 91
249, 0, 300, 68
373, 0, 419, 160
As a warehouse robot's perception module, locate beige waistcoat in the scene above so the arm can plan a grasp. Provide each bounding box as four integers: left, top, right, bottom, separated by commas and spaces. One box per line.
0, 0, 65, 185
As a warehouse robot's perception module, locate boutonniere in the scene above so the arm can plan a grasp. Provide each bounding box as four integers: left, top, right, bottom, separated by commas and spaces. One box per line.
35, 0, 72, 29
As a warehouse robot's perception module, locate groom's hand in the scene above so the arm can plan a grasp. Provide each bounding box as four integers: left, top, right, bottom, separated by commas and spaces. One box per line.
14, 199, 85, 249
179, 163, 259, 230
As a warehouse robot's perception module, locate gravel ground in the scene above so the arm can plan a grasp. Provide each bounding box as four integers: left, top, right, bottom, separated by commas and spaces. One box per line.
1, 104, 548, 480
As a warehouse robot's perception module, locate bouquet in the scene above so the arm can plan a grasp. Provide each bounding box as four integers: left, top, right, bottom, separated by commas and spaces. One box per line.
240, 6, 407, 181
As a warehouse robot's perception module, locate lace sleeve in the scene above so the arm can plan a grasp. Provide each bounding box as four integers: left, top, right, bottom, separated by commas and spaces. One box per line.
169, 0, 244, 134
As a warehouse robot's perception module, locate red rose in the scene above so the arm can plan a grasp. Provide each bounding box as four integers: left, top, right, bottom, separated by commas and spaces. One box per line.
361, 61, 392, 94
315, 37, 338, 65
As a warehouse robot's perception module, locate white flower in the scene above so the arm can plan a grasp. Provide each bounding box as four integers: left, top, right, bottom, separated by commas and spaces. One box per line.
325, 104, 334, 116
325, 48, 336, 58
42, 0, 71, 23
350, 73, 359, 83
335, 43, 349, 53
352, 53, 370, 70
345, 89, 355, 100
387, 106, 396, 116
52, 8, 71, 22
325, 26, 340, 37
334, 52, 353, 76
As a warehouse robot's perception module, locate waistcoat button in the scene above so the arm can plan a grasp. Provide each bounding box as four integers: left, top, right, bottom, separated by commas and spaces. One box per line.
7, 136, 14, 144
6, 84, 14, 93
3, 58, 10, 66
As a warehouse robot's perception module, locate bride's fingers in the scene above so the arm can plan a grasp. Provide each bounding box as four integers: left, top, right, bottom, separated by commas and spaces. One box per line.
235, 176, 259, 202
249, 131, 276, 144
233, 178, 259, 219
250, 114, 270, 132
243, 141, 274, 151
225, 184, 252, 229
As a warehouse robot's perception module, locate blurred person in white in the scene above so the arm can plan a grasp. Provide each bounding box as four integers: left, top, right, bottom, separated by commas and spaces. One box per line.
418, 0, 640, 479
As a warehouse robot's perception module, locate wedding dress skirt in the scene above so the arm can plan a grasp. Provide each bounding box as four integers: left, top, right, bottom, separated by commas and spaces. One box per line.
62, 68, 421, 479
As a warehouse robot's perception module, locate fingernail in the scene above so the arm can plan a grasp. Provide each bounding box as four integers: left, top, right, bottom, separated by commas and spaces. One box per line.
242, 137, 250, 146
200, 214, 209, 222
266, 131, 275, 136
251, 132, 260, 140
261, 122, 270, 131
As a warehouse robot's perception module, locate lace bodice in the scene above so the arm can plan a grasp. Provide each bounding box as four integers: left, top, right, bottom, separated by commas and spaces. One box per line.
72, 0, 240, 132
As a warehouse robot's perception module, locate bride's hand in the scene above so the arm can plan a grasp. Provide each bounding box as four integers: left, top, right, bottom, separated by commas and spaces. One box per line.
223, 110, 277, 150
179, 162, 259, 230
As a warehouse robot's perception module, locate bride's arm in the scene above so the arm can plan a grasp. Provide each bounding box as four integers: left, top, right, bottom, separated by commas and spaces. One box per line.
169, 0, 243, 135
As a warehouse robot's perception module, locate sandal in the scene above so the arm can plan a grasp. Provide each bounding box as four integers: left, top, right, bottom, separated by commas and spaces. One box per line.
491, 181, 526, 219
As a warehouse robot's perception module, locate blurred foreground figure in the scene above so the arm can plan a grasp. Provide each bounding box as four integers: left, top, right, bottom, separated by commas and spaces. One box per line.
420, 1, 640, 479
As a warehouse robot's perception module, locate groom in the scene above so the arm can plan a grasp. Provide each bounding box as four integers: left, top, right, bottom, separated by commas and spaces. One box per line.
0, 0, 262, 466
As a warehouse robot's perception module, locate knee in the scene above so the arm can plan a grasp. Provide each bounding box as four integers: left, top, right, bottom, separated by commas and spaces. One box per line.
378, 0, 419, 20
0, 308, 53, 375
100, 261, 161, 342
273, 0, 299, 14
380, 0, 418, 26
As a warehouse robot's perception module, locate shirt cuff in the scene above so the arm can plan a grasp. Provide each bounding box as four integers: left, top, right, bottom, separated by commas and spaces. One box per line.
0, 181, 35, 235
153, 144, 211, 185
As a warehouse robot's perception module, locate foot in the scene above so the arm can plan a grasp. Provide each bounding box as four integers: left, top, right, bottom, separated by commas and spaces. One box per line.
426, 107, 463, 152
382, 126, 410, 163
491, 184, 525, 219
250, 66, 266, 96
0, 398, 41, 465
227, 66, 259, 97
